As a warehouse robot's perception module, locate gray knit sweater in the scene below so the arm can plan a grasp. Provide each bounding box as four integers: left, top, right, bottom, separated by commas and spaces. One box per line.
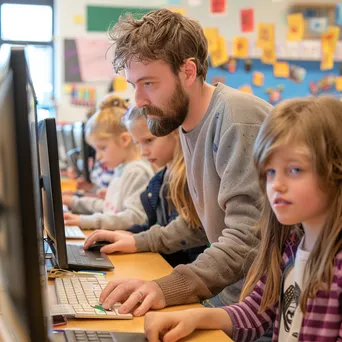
154, 83, 273, 306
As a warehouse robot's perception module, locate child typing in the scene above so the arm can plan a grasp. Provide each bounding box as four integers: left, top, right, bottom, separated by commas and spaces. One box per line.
84, 107, 208, 266
143, 97, 342, 342
63, 94, 154, 230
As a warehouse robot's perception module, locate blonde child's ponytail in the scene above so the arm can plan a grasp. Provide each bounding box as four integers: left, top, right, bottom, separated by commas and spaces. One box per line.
85, 93, 131, 143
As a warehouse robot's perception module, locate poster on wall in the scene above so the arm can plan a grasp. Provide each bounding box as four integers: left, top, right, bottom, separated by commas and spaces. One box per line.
63, 38, 115, 83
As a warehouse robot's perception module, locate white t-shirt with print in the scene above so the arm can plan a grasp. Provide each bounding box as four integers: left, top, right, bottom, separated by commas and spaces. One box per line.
279, 239, 310, 342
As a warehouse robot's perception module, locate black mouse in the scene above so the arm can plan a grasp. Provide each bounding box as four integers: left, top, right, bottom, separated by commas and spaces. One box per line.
87, 240, 111, 252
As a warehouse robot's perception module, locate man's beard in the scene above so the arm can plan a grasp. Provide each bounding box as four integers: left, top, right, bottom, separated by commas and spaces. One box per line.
142, 80, 189, 137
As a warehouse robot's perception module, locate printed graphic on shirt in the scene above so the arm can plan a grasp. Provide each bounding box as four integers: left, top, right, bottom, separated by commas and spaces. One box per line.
282, 282, 301, 333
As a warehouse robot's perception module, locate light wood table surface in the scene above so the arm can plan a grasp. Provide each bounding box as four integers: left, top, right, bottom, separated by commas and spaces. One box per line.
49, 250, 232, 341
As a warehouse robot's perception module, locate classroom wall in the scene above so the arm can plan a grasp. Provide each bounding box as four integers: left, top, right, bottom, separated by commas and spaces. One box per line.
54, 0, 342, 122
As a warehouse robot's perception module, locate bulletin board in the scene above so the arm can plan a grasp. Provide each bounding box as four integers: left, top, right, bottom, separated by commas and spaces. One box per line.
87, 6, 156, 32
207, 58, 342, 104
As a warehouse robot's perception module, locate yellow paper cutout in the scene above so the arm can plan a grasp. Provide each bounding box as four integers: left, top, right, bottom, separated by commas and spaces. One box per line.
232, 37, 249, 58
287, 13, 304, 41
204, 28, 219, 54
63, 84, 73, 93
114, 76, 128, 92
210, 35, 229, 68
253, 72, 264, 87
169, 8, 186, 16
335, 76, 342, 91
273, 62, 290, 78
261, 47, 276, 64
257, 23, 275, 48
73, 15, 85, 24
320, 52, 334, 71
321, 26, 340, 54
238, 85, 253, 94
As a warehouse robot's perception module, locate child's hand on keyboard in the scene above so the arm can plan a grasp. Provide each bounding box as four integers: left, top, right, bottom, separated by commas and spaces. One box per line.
62, 194, 74, 207
64, 212, 81, 227
84, 230, 137, 254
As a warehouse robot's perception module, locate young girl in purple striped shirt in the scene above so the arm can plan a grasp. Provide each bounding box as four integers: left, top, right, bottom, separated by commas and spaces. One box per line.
144, 96, 342, 342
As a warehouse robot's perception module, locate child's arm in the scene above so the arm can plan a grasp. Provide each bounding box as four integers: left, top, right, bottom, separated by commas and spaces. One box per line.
70, 195, 104, 215
134, 215, 209, 254
144, 308, 232, 342
79, 165, 152, 230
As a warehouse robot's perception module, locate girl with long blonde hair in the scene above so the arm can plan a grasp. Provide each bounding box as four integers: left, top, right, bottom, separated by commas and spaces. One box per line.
143, 96, 342, 342
84, 106, 207, 266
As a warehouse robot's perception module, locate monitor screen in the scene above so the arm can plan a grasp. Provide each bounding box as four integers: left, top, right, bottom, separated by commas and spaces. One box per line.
38, 118, 69, 270
62, 123, 76, 153
0, 46, 51, 341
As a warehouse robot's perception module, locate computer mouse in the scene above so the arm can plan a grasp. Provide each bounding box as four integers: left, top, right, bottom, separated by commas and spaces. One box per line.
87, 240, 111, 252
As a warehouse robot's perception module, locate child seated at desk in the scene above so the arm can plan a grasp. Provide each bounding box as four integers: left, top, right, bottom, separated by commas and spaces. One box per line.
63, 94, 154, 230
84, 107, 208, 267
143, 97, 342, 342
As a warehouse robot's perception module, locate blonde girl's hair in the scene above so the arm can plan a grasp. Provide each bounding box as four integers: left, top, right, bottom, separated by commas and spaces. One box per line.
168, 137, 201, 229
85, 93, 130, 143
240, 96, 342, 313
124, 108, 201, 228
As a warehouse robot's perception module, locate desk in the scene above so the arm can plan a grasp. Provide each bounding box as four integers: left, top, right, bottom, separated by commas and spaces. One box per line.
50, 251, 231, 341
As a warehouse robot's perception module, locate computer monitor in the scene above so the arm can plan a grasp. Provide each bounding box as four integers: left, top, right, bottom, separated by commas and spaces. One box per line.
69, 121, 94, 182
38, 118, 69, 270
0, 46, 51, 341
62, 123, 76, 153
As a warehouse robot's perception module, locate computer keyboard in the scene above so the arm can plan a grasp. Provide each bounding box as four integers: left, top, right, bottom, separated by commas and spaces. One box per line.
64, 330, 114, 342
65, 225, 86, 239
55, 276, 132, 319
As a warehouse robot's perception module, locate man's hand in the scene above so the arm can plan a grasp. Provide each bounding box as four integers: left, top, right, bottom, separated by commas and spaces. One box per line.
64, 212, 81, 227
100, 278, 166, 316
84, 230, 137, 254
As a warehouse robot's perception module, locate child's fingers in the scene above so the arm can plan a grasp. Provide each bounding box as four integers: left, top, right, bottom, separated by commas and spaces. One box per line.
163, 322, 192, 342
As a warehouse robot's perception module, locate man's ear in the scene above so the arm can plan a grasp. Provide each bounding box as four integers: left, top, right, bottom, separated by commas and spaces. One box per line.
119, 132, 132, 147
181, 58, 197, 86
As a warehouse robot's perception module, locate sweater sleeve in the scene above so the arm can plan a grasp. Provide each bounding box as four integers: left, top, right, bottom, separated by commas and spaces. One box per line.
79, 166, 150, 230
134, 216, 209, 253
223, 277, 276, 342
154, 123, 261, 306
71, 196, 104, 215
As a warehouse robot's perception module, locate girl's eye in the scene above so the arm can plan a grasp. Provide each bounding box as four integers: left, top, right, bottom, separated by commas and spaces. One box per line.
144, 82, 152, 87
265, 169, 275, 177
290, 167, 301, 174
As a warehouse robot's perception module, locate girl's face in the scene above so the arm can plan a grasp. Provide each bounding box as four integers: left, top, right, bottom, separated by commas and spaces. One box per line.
128, 117, 178, 168
264, 143, 329, 233
91, 136, 126, 169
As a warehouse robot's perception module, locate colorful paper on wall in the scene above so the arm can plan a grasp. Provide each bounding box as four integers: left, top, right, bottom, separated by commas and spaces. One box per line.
320, 52, 334, 71
113, 76, 128, 92
261, 46, 276, 64
169, 8, 186, 15
257, 23, 275, 48
204, 28, 219, 53
287, 13, 304, 41
168, 0, 181, 3
73, 15, 85, 24
232, 37, 249, 58
335, 76, 342, 91
240, 8, 254, 32
75, 38, 114, 82
210, 35, 229, 68
273, 62, 290, 78
321, 26, 340, 54
308, 17, 328, 34
253, 72, 264, 87
210, 0, 226, 14
336, 3, 342, 26
238, 85, 253, 94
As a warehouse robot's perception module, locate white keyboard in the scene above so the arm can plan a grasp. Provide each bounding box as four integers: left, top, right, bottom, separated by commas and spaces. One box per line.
65, 225, 86, 239
54, 276, 132, 319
